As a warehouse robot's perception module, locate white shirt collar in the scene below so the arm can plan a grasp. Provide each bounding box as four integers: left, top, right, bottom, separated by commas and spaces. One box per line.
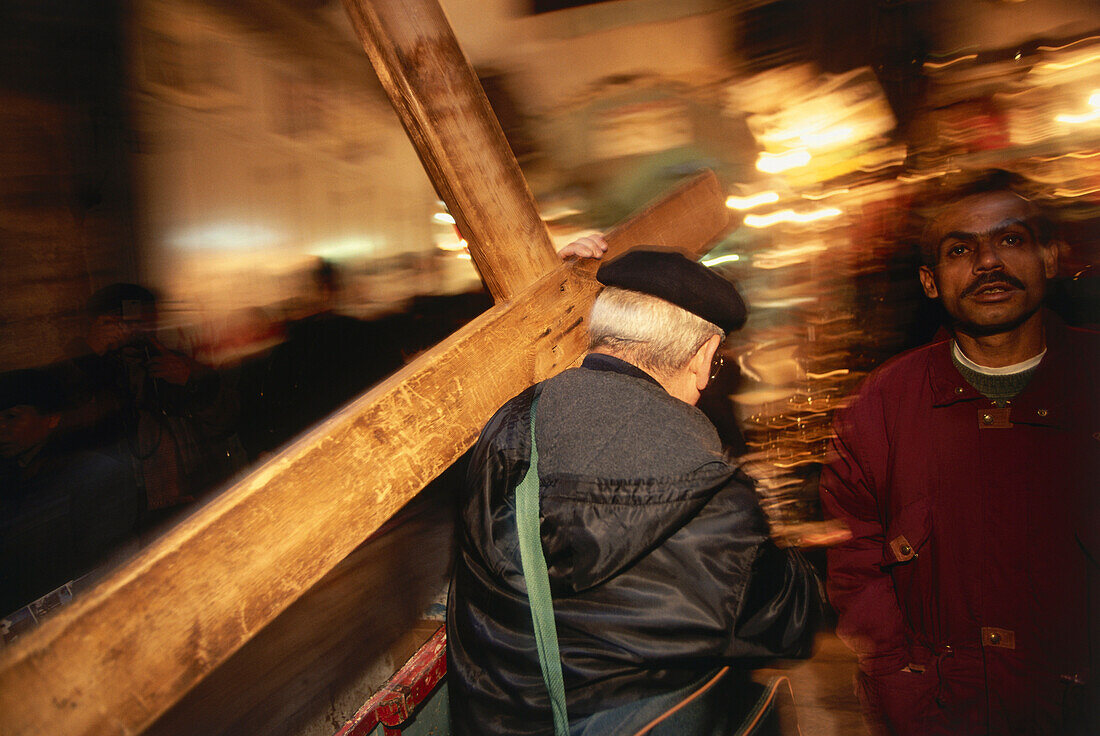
952, 341, 1046, 376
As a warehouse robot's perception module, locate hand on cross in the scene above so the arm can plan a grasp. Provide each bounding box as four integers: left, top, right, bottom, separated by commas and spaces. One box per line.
557, 234, 608, 261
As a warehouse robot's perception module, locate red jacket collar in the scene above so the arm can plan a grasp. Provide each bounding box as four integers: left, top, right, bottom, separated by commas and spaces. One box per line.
926, 311, 1071, 427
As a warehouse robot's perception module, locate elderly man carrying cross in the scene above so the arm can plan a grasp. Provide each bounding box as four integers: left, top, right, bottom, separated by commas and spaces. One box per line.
447, 247, 821, 735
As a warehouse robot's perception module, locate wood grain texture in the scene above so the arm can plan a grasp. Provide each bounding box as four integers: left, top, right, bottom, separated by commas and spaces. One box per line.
144, 480, 456, 736
0, 3, 731, 733
0, 170, 728, 736
340, 0, 558, 301
587, 170, 730, 267
0, 266, 588, 736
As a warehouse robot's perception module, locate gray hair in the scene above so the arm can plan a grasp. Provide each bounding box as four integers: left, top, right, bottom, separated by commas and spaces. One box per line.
588, 287, 723, 376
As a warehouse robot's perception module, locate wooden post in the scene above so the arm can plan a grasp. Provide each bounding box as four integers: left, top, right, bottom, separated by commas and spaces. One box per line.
0, 2, 733, 731
340, 0, 558, 301
0, 172, 728, 736
0, 0, 731, 729
0, 0, 732, 732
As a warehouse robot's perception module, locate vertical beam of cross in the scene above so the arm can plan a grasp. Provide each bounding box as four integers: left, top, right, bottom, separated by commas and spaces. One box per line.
0, 2, 729, 735
342, 0, 559, 301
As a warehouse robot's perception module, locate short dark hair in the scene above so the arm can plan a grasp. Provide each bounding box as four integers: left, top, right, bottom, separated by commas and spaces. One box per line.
912, 169, 1056, 266
87, 283, 157, 318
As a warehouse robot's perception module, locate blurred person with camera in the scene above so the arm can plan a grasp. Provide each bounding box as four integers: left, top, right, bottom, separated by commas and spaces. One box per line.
60, 283, 244, 519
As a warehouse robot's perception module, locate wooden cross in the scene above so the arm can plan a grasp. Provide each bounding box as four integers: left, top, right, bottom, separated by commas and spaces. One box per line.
0, 1, 729, 733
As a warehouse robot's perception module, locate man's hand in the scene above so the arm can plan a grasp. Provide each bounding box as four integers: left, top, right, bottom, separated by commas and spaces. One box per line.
557, 234, 608, 261
148, 348, 195, 386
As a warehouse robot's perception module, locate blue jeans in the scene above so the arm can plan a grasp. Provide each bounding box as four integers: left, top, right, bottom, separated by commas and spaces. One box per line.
570, 670, 772, 736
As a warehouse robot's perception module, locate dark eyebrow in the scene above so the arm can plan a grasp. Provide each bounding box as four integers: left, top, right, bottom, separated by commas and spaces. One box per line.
938, 218, 1036, 247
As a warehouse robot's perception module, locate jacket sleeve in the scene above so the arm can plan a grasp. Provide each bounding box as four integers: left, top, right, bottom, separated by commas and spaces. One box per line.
819, 388, 911, 676
708, 471, 821, 661
733, 541, 821, 659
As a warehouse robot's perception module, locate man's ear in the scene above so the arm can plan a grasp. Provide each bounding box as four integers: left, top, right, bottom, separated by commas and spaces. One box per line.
918, 265, 939, 299
692, 334, 722, 392
1042, 241, 1060, 279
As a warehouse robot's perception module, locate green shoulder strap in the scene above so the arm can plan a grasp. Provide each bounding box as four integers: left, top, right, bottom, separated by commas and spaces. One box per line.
515, 395, 570, 736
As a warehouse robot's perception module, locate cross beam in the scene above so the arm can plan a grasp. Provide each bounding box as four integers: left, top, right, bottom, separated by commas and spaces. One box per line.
341, 0, 559, 301
0, 1, 730, 733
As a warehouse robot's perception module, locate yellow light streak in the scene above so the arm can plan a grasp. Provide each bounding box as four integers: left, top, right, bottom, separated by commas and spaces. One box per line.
897, 170, 948, 184
433, 212, 456, 224
1056, 109, 1100, 124
1033, 150, 1100, 162
799, 126, 854, 148
1053, 186, 1100, 197
855, 161, 893, 174
753, 297, 817, 308
756, 149, 811, 174
1040, 53, 1100, 71
701, 254, 741, 267
726, 191, 780, 210
1038, 36, 1100, 52
806, 369, 850, 379
744, 207, 843, 228
922, 54, 977, 71
1055, 91, 1100, 124
803, 187, 850, 200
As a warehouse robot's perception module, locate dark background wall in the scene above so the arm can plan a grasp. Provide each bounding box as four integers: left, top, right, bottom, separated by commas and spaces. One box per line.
0, 0, 137, 370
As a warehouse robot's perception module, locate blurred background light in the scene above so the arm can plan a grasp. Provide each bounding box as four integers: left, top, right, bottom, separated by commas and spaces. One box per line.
802, 187, 850, 200
168, 222, 285, 251
755, 149, 811, 173
743, 207, 843, 228
308, 236, 377, 261
1055, 90, 1100, 124
436, 238, 468, 252
798, 126, 855, 149
702, 254, 741, 267
726, 191, 779, 210
923, 54, 977, 71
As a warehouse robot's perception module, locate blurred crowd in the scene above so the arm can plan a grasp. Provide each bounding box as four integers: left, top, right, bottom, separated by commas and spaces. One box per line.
0, 259, 490, 636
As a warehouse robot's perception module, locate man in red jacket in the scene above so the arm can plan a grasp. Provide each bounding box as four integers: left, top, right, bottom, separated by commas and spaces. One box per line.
821, 170, 1099, 735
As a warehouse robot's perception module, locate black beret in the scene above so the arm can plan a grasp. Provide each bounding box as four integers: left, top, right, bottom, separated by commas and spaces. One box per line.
596, 249, 747, 332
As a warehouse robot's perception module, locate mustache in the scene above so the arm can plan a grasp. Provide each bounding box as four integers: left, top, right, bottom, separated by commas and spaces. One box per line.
960, 272, 1026, 298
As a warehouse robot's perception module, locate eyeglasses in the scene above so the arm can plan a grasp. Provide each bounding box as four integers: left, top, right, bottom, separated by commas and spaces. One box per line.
709, 354, 725, 382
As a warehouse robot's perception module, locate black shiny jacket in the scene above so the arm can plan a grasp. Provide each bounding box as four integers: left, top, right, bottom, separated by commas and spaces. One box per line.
447, 358, 820, 735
